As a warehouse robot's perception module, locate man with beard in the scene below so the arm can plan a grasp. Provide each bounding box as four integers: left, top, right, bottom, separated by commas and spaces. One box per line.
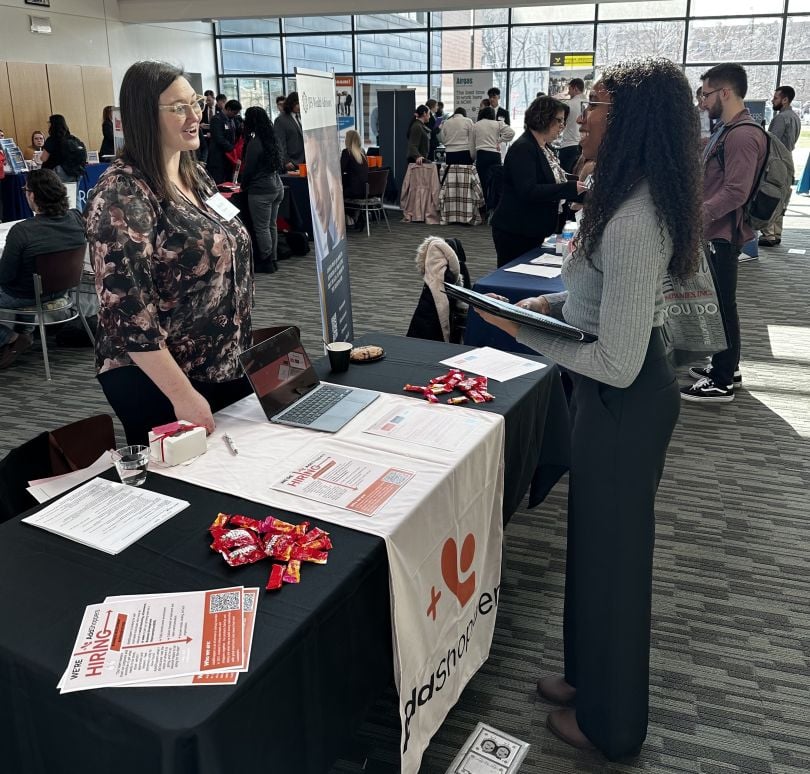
681, 64, 766, 404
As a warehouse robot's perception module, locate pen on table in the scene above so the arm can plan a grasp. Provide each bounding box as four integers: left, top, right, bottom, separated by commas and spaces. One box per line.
223, 433, 239, 456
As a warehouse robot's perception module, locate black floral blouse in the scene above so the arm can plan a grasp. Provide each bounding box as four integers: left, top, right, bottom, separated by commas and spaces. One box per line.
85, 159, 253, 382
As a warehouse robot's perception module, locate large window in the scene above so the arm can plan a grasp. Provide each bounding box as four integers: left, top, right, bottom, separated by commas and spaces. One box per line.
215, 5, 810, 132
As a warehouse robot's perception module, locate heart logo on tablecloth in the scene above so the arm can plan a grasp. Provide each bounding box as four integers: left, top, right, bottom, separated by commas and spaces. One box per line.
441, 533, 476, 608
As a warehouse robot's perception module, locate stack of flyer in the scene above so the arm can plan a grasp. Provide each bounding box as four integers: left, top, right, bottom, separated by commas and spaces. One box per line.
57, 586, 258, 693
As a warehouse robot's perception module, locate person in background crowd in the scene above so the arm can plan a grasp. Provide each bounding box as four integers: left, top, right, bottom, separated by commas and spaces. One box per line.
40, 114, 85, 182
241, 106, 285, 273
0, 169, 86, 369
536, 91, 547, 98
487, 87, 510, 125
341, 129, 369, 230
479, 58, 701, 760
99, 106, 115, 158
489, 97, 580, 266
85, 60, 253, 444
479, 98, 491, 111
215, 93, 227, 113
425, 98, 440, 161
682, 63, 766, 403
275, 95, 286, 117
438, 107, 474, 164
345, 91, 353, 116
559, 78, 587, 173
695, 86, 712, 150
472, 106, 515, 216
406, 105, 431, 164
28, 130, 46, 159
207, 98, 242, 183
274, 92, 305, 169
759, 85, 801, 247
435, 101, 448, 129
197, 91, 217, 164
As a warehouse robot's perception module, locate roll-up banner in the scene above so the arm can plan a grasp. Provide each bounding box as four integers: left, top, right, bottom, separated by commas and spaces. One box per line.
296, 68, 354, 345
453, 72, 493, 121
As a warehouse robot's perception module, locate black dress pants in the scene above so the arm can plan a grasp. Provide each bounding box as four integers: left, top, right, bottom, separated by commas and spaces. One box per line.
98, 365, 253, 446
475, 150, 502, 211
708, 239, 741, 386
564, 328, 680, 760
491, 227, 543, 268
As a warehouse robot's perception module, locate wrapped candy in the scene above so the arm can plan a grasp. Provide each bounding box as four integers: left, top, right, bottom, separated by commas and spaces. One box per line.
283, 560, 301, 584
266, 563, 285, 591
447, 396, 469, 405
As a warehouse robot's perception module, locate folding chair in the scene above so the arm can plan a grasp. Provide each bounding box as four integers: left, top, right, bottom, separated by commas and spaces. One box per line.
0, 245, 94, 380
345, 168, 391, 237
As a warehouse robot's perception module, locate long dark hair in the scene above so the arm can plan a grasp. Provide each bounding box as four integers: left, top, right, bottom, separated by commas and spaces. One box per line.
577, 59, 701, 279
48, 114, 69, 140
242, 106, 282, 173
408, 105, 430, 135
118, 61, 206, 204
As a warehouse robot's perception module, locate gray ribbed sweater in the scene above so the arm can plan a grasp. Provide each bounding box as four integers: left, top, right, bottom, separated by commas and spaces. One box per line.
516, 180, 671, 388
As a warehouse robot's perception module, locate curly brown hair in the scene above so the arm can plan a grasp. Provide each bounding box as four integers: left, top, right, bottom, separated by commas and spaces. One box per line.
26, 168, 69, 217
524, 96, 569, 133
577, 58, 702, 279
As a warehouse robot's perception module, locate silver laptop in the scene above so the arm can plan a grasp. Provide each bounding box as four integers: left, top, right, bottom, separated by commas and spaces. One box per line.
238, 327, 378, 432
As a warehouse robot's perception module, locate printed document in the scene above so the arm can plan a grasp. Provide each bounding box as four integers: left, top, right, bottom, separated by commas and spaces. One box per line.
529, 254, 564, 267
440, 347, 547, 382
504, 264, 562, 278
27, 452, 113, 504
22, 477, 188, 554
364, 405, 484, 451
58, 587, 245, 693
272, 451, 414, 516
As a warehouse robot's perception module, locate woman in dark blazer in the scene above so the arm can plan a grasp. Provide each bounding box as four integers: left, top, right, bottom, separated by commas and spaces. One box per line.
406, 105, 431, 164
489, 97, 584, 267
100, 106, 115, 158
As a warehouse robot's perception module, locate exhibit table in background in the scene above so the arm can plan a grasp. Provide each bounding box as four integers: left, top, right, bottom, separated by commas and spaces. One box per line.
0, 163, 109, 221
0, 336, 568, 774
465, 247, 564, 355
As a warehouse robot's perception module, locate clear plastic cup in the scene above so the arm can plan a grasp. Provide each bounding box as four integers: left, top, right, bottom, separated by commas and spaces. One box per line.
111, 445, 149, 486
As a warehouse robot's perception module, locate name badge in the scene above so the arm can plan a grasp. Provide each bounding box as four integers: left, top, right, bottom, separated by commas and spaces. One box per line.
205, 192, 240, 221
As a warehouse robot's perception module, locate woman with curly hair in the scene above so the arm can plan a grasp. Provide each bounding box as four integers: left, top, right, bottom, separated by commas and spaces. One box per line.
478, 59, 702, 759
241, 106, 284, 273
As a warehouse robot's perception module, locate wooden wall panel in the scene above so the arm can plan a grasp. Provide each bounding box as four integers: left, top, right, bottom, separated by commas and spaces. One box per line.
47, 64, 89, 150
0, 62, 17, 143
6, 62, 51, 161
81, 66, 114, 154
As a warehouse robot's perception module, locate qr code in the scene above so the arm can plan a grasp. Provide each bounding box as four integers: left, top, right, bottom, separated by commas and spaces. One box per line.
243, 594, 255, 613
209, 591, 241, 614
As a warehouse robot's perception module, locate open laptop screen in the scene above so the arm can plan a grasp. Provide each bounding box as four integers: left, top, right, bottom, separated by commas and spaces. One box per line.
239, 328, 320, 416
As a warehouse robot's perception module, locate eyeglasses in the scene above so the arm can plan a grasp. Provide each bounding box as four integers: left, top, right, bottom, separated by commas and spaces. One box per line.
580, 100, 612, 117
158, 96, 204, 118
553, 116, 566, 125
699, 87, 724, 101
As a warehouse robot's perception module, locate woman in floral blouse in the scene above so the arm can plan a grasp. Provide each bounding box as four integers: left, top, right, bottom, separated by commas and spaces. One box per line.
85, 61, 254, 444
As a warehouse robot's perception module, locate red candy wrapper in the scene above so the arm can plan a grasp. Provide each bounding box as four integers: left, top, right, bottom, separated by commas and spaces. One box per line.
264, 534, 295, 561
283, 560, 301, 584
404, 384, 427, 393
447, 396, 469, 405
210, 512, 230, 532
258, 516, 298, 535
212, 528, 260, 551
266, 563, 285, 591
424, 392, 440, 403
220, 544, 267, 567
465, 388, 488, 404
291, 545, 329, 564
229, 514, 263, 531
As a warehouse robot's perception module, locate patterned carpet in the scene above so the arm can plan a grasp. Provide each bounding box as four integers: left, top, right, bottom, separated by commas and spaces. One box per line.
1, 194, 809, 774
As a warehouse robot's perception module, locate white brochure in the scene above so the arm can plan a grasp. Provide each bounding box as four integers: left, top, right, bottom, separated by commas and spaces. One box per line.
272, 451, 414, 516
440, 347, 547, 382
504, 264, 562, 278
58, 587, 245, 693
22, 477, 188, 554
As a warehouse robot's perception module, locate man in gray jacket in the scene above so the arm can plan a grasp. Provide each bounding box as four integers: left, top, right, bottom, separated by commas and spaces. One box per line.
273, 92, 305, 169
759, 85, 801, 247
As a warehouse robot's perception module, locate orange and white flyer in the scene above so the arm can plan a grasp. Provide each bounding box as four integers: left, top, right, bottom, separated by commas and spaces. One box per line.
272, 451, 414, 516
99, 588, 259, 687
58, 587, 245, 693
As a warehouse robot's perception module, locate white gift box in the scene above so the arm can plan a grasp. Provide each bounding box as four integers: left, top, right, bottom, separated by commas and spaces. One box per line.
148, 421, 207, 466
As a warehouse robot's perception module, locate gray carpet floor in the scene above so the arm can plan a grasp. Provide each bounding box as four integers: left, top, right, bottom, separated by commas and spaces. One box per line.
1, 194, 808, 774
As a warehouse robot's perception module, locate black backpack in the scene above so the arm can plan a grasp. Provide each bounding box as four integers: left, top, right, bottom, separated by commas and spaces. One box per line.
61, 135, 88, 179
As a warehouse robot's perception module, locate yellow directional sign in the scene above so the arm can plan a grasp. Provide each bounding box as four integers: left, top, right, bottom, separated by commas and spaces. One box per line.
550, 52, 595, 69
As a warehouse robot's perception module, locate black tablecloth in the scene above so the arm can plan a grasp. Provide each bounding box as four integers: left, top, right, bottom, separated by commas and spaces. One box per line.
323, 333, 570, 515
0, 334, 569, 774
464, 246, 564, 355
282, 174, 313, 239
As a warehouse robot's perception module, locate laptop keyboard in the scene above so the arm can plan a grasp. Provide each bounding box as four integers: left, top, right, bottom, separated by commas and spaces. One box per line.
278, 385, 353, 426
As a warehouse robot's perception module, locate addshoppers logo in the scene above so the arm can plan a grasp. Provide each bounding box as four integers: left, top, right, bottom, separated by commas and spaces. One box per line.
405, 533, 499, 753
